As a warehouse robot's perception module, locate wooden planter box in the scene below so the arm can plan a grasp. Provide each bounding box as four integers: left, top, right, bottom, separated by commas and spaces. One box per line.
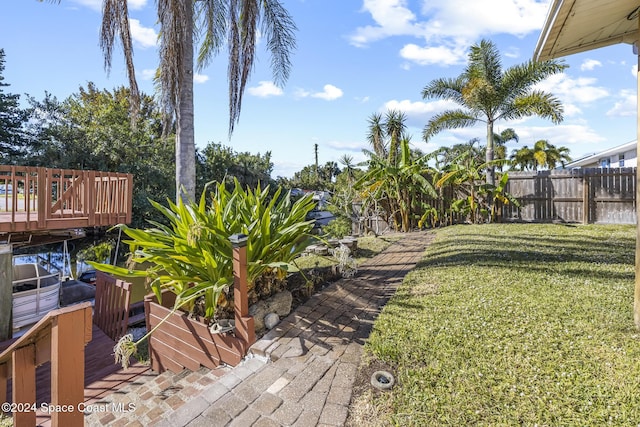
145, 291, 251, 373
145, 236, 255, 374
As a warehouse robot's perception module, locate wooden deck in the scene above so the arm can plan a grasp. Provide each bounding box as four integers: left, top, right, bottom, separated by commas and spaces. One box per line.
0, 166, 132, 235
1, 324, 151, 427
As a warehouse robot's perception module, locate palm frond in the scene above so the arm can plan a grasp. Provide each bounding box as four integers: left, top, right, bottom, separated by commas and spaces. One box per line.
423, 109, 481, 141
100, 0, 140, 120
421, 76, 466, 105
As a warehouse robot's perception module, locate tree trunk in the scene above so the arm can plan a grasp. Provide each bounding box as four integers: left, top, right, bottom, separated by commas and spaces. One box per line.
175, 0, 196, 202
486, 121, 495, 186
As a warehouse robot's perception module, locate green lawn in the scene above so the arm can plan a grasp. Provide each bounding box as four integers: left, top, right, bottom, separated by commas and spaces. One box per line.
349, 223, 640, 426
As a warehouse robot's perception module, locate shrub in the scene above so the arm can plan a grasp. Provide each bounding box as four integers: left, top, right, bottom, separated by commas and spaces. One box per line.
91, 179, 317, 320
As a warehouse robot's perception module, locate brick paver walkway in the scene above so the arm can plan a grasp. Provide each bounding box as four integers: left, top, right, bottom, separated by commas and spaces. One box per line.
86, 231, 433, 426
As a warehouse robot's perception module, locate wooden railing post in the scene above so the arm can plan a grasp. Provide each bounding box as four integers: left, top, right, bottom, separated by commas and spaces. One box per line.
12, 344, 36, 426
230, 234, 255, 349
50, 307, 90, 427
37, 169, 46, 228
0, 244, 12, 342
0, 363, 7, 408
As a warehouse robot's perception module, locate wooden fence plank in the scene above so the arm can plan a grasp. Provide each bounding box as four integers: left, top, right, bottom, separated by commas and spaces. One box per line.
505, 168, 637, 224
12, 345, 36, 426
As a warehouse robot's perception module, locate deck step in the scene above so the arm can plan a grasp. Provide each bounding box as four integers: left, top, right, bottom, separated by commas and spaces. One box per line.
128, 312, 146, 327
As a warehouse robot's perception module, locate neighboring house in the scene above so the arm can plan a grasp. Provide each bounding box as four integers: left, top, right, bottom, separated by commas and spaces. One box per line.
564, 141, 637, 169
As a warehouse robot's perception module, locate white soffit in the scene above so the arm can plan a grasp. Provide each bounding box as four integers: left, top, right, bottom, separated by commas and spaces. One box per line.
535, 0, 640, 61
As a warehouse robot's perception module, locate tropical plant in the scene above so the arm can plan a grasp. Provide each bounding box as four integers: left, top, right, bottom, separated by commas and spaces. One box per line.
510, 139, 572, 170
44, 0, 296, 202
481, 172, 521, 222
357, 138, 437, 232
338, 154, 358, 184
422, 39, 566, 185
493, 128, 519, 163
91, 179, 317, 322
435, 147, 511, 224
366, 110, 408, 162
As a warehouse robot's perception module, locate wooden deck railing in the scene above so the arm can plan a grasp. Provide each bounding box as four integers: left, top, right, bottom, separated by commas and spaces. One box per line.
0, 166, 133, 233
0, 302, 92, 427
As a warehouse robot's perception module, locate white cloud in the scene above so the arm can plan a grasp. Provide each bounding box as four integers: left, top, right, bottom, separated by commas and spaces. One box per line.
562, 104, 583, 117
296, 85, 343, 101
632, 64, 638, 77
384, 99, 458, 116
141, 68, 156, 80
248, 81, 283, 97
503, 47, 520, 59
606, 90, 637, 117
130, 19, 157, 48
350, 0, 550, 66
194, 73, 209, 84
293, 88, 311, 99
312, 84, 344, 101
509, 123, 606, 146
399, 44, 465, 66
383, 99, 461, 127
536, 74, 609, 105
355, 96, 371, 103
580, 59, 602, 71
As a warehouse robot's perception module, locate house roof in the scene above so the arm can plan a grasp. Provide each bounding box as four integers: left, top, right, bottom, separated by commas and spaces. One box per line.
564, 140, 637, 167
534, 0, 640, 61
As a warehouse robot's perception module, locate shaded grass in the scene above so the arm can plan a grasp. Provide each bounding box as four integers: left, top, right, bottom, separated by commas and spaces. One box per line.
350, 223, 640, 426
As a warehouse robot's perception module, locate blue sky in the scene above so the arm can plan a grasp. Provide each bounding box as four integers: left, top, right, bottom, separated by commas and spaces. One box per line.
1, 0, 638, 178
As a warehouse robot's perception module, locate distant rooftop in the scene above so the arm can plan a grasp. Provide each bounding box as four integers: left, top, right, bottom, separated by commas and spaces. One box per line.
565, 140, 637, 168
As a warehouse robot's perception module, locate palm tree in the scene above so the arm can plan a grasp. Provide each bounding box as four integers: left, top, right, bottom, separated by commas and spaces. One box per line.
365, 110, 408, 165
51, 0, 296, 202
338, 154, 356, 184
436, 147, 508, 224
357, 138, 436, 232
422, 39, 565, 186
366, 113, 388, 158
493, 128, 519, 164
510, 146, 536, 171
510, 139, 571, 170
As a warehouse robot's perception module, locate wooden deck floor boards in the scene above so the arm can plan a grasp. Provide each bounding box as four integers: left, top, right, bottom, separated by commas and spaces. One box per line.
1, 324, 152, 427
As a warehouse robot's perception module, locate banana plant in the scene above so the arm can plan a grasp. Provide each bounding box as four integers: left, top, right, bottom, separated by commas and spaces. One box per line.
356, 138, 437, 232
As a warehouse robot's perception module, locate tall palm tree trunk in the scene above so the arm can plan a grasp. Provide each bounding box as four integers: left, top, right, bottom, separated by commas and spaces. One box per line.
175, 0, 195, 201
486, 121, 495, 186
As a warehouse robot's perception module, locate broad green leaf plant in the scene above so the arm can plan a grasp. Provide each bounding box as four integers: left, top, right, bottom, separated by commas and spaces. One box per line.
91, 179, 316, 323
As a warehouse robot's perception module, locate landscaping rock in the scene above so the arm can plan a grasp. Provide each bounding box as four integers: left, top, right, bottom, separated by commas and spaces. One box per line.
249, 290, 293, 331
314, 245, 329, 255
264, 312, 280, 329
339, 238, 357, 252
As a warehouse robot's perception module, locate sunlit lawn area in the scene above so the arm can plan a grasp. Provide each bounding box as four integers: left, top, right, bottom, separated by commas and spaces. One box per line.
350, 223, 640, 426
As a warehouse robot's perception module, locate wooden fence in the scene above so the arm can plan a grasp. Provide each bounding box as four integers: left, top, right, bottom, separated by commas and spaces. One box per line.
502, 168, 636, 224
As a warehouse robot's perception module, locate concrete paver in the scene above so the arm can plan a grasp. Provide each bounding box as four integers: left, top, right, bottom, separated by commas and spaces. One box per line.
87, 231, 432, 426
